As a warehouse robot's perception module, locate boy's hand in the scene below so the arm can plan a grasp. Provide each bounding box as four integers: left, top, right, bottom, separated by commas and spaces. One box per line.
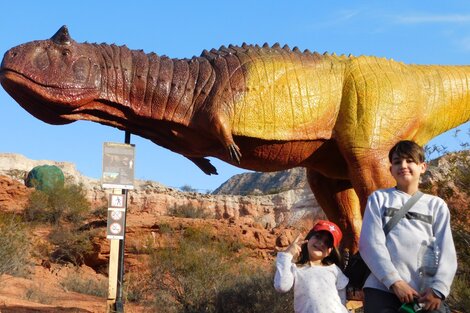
391, 280, 419, 304
418, 288, 441, 311
283, 233, 307, 259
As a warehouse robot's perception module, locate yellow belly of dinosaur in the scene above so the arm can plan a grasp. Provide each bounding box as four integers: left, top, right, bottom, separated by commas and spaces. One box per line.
230, 57, 343, 141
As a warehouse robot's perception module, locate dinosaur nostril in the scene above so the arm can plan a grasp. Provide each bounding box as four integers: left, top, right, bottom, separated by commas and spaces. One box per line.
6, 50, 18, 58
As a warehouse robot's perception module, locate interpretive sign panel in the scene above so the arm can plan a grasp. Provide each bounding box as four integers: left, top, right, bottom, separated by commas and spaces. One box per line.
102, 142, 135, 189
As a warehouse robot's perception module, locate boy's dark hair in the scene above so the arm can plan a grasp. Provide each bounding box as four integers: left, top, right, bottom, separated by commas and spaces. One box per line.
388, 140, 425, 164
296, 229, 342, 266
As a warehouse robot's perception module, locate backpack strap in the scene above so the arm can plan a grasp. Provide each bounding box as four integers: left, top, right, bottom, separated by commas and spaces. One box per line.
383, 191, 424, 236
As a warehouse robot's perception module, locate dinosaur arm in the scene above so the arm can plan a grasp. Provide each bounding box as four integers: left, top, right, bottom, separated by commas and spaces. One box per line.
212, 114, 242, 164
186, 156, 218, 175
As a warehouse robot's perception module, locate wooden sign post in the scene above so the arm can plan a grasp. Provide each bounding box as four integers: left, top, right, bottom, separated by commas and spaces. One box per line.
102, 136, 134, 313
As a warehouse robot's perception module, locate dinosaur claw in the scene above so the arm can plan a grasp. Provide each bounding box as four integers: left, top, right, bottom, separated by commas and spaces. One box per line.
228, 143, 242, 164
186, 157, 218, 175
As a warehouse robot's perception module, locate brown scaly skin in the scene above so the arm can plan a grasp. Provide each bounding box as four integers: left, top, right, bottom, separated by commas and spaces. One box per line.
1, 26, 470, 251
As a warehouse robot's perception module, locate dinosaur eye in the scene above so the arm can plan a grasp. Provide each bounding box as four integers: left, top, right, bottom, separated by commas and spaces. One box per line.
62, 49, 71, 56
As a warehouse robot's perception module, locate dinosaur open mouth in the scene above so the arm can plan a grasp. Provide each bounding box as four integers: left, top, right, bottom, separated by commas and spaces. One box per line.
0, 69, 94, 125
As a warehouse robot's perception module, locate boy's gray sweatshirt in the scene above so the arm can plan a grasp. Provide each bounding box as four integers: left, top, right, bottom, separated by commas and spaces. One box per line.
359, 188, 457, 297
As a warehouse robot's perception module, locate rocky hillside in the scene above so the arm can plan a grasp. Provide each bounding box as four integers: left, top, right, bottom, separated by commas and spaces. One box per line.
2, 151, 469, 228
0, 153, 323, 229
213, 167, 306, 195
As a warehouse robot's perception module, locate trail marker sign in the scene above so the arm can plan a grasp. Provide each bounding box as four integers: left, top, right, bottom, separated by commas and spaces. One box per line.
106, 194, 126, 240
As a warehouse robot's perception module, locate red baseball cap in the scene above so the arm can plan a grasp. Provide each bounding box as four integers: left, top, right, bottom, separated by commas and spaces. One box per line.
312, 220, 343, 248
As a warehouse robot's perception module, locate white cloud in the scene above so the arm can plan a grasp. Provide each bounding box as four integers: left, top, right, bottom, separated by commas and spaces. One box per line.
336, 9, 362, 22
394, 14, 470, 24
308, 9, 363, 29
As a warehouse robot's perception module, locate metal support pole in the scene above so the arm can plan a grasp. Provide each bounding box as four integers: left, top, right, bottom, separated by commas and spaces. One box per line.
114, 188, 127, 312
114, 131, 131, 312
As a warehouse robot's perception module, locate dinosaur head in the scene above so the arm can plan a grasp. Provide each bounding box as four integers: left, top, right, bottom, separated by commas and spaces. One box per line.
0, 25, 101, 125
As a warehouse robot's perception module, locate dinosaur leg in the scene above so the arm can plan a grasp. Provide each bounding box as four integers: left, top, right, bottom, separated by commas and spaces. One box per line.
335, 69, 410, 212
306, 168, 362, 252
343, 149, 396, 214
211, 114, 242, 164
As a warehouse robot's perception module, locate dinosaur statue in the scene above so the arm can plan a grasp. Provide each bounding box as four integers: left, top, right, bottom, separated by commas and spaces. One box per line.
1, 26, 469, 251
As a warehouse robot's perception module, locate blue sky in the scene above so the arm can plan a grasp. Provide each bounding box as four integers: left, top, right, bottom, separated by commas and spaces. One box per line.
1, 1, 469, 192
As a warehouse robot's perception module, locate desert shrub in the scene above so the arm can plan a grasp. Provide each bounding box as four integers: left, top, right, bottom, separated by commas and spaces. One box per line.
450, 151, 470, 196
448, 273, 470, 311
0, 213, 31, 277
91, 205, 108, 220
148, 226, 250, 312
451, 213, 470, 274
24, 190, 50, 221
215, 270, 293, 313
180, 184, 197, 192
124, 271, 152, 303
48, 226, 94, 266
421, 145, 470, 311
24, 183, 91, 225
158, 223, 173, 235
25, 284, 52, 304
447, 224, 470, 311
169, 203, 212, 219
60, 271, 107, 297
127, 235, 155, 255
146, 226, 294, 312
31, 240, 53, 261
6, 169, 28, 180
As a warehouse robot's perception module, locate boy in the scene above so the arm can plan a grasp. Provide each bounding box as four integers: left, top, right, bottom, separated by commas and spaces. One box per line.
359, 140, 457, 313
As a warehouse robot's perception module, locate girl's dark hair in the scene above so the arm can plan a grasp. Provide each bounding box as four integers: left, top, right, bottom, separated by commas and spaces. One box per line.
296, 229, 342, 266
388, 140, 425, 164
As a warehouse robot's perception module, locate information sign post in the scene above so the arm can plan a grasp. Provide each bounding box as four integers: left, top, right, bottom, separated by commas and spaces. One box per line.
102, 139, 134, 313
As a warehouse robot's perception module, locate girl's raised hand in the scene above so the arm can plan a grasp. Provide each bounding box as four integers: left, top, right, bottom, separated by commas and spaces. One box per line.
284, 233, 307, 259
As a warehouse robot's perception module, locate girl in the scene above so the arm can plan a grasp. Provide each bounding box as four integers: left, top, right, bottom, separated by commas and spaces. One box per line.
274, 220, 349, 313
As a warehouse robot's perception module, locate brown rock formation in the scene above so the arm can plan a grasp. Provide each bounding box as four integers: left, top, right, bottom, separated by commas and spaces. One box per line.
0, 153, 324, 229
0, 175, 31, 212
